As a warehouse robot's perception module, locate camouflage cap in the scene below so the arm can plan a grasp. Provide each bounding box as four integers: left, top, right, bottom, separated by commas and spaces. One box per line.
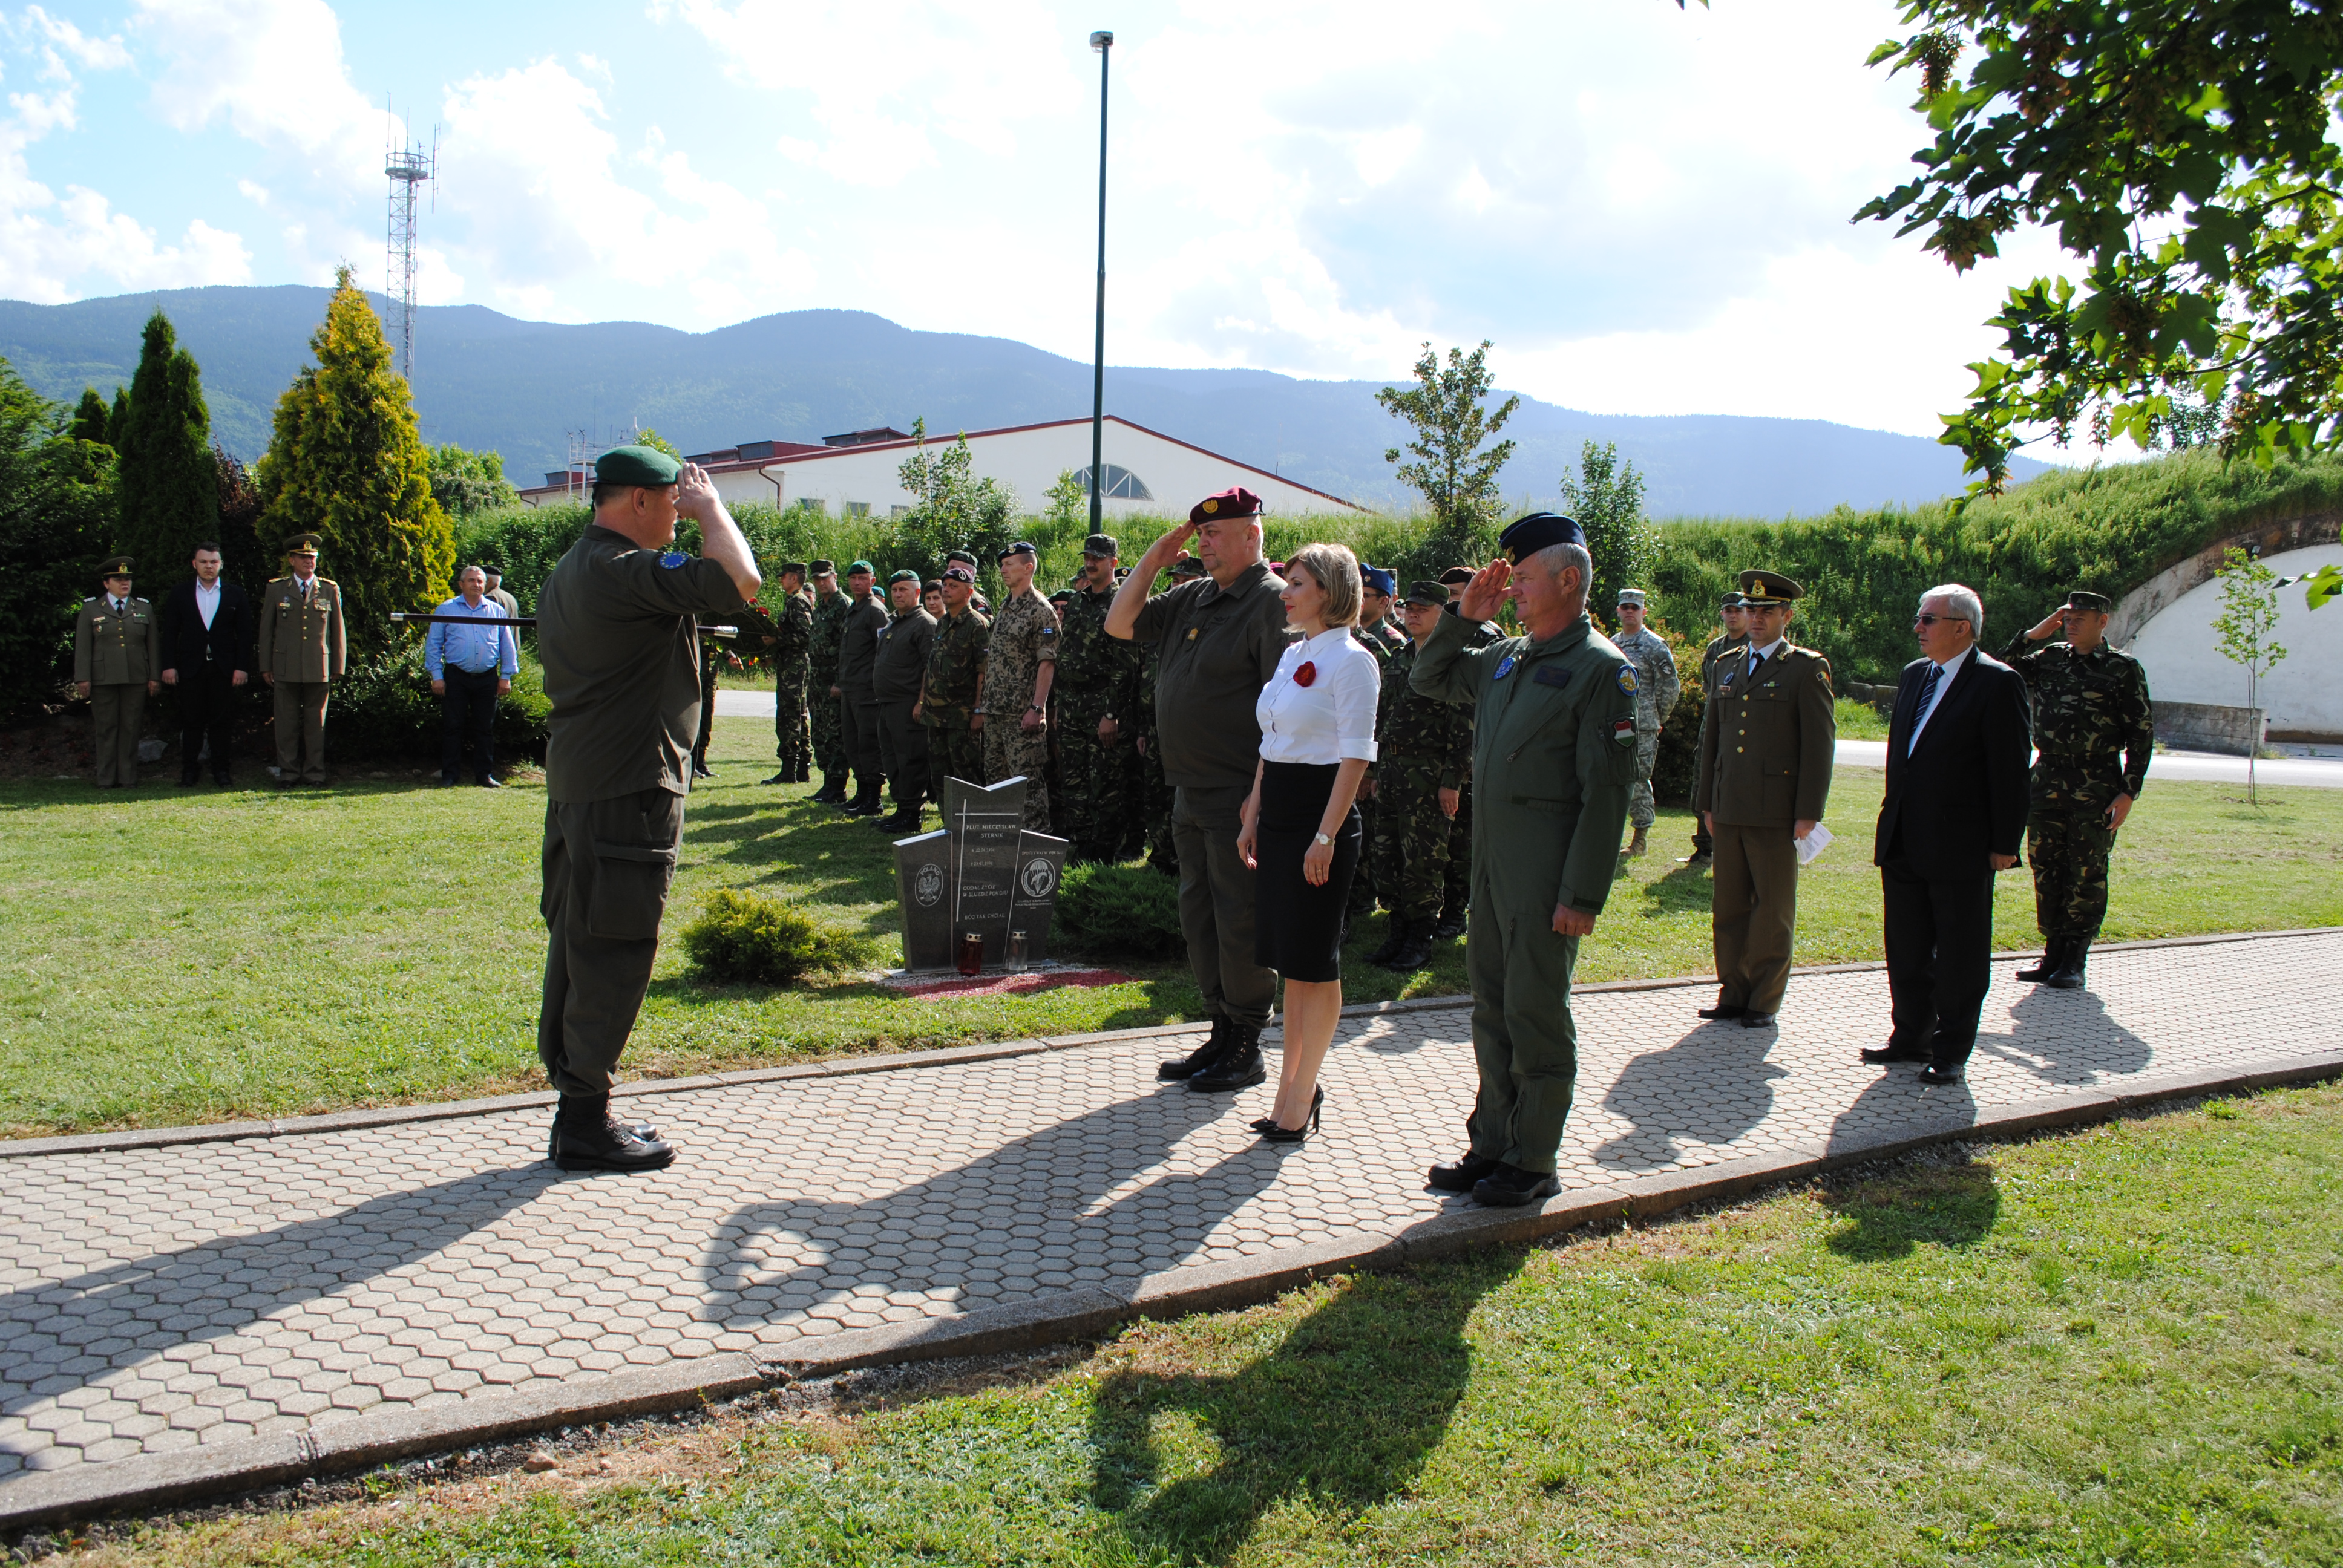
1170, 556, 1207, 580
1438, 567, 1475, 586
2064, 589, 2113, 613
810, 559, 837, 577
1083, 532, 1118, 557
1719, 591, 1746, 609
779, 560, 808, 577
1404, 578, 1449, 607
1615, 588, 1647, 608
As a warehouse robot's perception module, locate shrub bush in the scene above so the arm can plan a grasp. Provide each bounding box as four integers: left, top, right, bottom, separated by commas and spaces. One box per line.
1053, 862, 1186, 960
679, 889, 880, 985
324, 641, 552, 763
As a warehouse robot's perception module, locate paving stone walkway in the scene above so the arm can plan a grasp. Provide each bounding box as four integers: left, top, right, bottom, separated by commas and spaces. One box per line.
2, 930, 2337, 1494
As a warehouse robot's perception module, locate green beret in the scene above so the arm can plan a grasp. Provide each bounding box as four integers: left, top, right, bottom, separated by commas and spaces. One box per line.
847, 560, 875, 577
887, 569, 920, 586
593, 445, 681, 489
2065, 589, 2112, 613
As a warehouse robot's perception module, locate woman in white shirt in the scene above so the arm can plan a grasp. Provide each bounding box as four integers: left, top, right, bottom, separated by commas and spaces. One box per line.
1234, 542, 1380, 1142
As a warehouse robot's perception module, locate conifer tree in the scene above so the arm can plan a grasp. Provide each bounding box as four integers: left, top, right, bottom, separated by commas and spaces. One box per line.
116, 312, 219, 566
105, 388, 128, 449
256, 266, 454, 647
70, 388, 110, 447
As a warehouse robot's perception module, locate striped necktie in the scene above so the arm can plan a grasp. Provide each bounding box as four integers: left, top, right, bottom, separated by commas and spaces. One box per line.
1910, 662, 1943, 751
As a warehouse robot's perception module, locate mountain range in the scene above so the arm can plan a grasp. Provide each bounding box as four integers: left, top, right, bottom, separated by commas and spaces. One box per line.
0, 286, 2046, 517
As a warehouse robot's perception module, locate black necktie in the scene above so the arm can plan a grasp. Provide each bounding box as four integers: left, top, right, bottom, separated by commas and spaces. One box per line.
1746, 649, 1764, 682
1912, 662, 1944, 743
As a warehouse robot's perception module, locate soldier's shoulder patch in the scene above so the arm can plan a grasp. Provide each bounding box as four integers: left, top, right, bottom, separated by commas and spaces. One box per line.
658, 551, 688, 569
1616, 662, 1638, 694
1611, 715, 1636, 744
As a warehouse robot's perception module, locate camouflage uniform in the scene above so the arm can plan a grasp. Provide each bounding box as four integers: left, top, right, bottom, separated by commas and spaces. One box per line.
1441, 611, 1504, 923
1349, 616, 1407, 914
1054, 583, 1138, 860
921, 603, 991, 789
1135, 639, 1175, 872
2001, 630, 2153, 950
981, 586, 1060, 829
1372, 634, 1473, 923
770, 587, 814, 779
1613, 622, 1682, 831
808, 587, 850, 786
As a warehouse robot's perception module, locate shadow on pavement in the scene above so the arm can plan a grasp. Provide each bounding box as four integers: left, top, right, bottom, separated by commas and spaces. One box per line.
1589, 1023, 1787, 1169
1981, 982, 2154, 1086
1086, 1250, 1514, 1564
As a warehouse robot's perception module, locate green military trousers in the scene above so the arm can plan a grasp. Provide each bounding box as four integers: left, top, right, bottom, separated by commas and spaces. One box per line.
1172, 782, 1276, 1029
1054, 690, 1130, 860
90, 682, 146, 787
1464, 903, 1583, 1175
1371, 757, 1452, 923
1710, 820, 1799, 1015
2027, 801, 2118, 945
539, 788, 684, 1097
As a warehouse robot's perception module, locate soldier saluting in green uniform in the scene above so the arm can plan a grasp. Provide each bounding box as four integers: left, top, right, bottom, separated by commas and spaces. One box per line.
2002, 589, 2152, 991
536, 446, 759, 1174
74, 556, 160, 788
1410, 514, 1640, 1208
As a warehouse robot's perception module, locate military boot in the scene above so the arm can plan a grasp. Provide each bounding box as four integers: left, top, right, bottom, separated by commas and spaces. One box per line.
1380, 920, 1434, 972
841, 782, 885, 815
2045, 940, 2090, 990
1158, 1015, 1230, 1082
1188, 1021, 1266, 1091
1365, 915, 1410, 967
812, 773, 847, 805
1626, 825, 1649, 857
2015, 939, 2068, 983
1430, 907, 1467, 941
551, 1094, 675, 1174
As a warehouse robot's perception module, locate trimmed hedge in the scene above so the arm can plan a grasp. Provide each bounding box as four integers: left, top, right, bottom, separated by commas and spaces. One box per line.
1053, 862, 1186, 960
680, 889, 880, 985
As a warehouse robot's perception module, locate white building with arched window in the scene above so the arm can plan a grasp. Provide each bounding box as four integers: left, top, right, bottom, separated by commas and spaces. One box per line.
517, 415, 1360, 517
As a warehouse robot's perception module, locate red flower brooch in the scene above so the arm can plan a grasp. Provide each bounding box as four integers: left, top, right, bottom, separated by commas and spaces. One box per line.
1293, 661, 1317, 688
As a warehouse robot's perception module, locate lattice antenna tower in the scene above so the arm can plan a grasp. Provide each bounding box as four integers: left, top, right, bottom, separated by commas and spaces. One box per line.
384, 112, 437, 388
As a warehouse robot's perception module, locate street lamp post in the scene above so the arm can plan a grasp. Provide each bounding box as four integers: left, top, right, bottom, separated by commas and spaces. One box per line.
1089, 30, 1113, 531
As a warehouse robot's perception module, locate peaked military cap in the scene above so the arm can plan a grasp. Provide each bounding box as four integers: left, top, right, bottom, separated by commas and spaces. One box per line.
283, 533, 323, 554
1360, 564, 1396, 598
1497, 512, 1586, 563
1082, 532, 1118, 557
2064, 589, 2112, 613
1189, 485, 1262, 524
1737, 569, 1804, 606
887, 568, 920, 586
810, 558, 837, 576
997, 540, 1037, 562
847, 560, 875, 576
97, 555, 134, 578
942, 563, 976, 583
1404, 578, 1450, 607
1170, 556, 1207, 580
593, 445, 681, 488
779, 560, 808, 577
1616, 587, 1648, 607
1438, 567, 1476, 586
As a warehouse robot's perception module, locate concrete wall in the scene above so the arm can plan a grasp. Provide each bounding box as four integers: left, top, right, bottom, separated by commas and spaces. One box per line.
2152, 701, 2264, 757
2125, 541, 2343, 739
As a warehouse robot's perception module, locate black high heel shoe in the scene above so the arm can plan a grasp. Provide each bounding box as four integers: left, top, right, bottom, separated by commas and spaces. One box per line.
1257, 1086, 1324, 1143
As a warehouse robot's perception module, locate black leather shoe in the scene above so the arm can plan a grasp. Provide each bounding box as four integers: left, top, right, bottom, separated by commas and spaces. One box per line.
476, 775, 502, 789
764, 770, 790, 783
1158, 1017, 1229, 1082
1426, 1151, 1499, 1192
437, 773, 459, 788
1431, 909, 1467, 941
1188, 1025, 1266, 1091
2014, 939, 2066, 983
1740, 1012, 1775, 1028
2045, 942, 2089, 990
1860, 1043, 1930, 1065
1918, 1063, 1965, 1086
1697, 1000, 1746, 1020
546, 1116, 660, 1160
551, 1097, 676, 1172
1258, 1086, 1324, 1143
690, 763, 715, 780
1472, 1163, 1561, 1207
1365, 917, 1409, 967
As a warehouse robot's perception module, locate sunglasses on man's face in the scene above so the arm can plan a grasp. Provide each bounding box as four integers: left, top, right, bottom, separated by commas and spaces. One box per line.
1913, 613, 1969, 627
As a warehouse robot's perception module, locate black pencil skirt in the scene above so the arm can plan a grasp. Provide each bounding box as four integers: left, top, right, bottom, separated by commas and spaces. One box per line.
1254, 760, 1362, 983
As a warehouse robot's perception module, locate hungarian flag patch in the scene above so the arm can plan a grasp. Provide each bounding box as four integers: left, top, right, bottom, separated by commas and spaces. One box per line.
1611, 716, 1636, 745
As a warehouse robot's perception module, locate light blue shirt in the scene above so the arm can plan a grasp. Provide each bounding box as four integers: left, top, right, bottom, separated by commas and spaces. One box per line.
425, 596, 519, 679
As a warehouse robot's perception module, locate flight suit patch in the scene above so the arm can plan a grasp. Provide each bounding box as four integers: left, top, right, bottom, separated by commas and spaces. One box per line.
1611, 716, 1636, 745
1531, 665, 1571, 689
1615, 664, 1636, 694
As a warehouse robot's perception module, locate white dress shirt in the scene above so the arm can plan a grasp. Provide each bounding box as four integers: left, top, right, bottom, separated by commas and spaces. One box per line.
1907, 644, 1973, 752
194, 579, 220, 630
1741, 636, 1785, 679
1256, 625, 1381, 765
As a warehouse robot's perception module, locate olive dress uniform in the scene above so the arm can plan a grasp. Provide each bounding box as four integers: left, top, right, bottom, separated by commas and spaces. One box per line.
255, 565, 347, 784
1410, 518, 1639, 1199
536, 521, 744, 1106
2001, 592, 2154, 984
922, 598, 991, 789
74, 573, 160, 788
981, 581, 1060, 828
1694, 575, 1836, 1022
1054, 566, 1139, 861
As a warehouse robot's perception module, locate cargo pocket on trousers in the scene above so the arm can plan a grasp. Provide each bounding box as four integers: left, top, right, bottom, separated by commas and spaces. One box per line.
588, 841, 678, 941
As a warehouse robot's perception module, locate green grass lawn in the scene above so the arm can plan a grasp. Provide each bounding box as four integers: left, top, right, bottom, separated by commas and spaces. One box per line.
2, 717, 2336, 1137
79, 1082, 2343, 1567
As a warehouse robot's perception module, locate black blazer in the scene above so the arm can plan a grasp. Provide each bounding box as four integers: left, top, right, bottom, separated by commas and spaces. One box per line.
159, 578, 255, 676
1874, 648, 2033, 881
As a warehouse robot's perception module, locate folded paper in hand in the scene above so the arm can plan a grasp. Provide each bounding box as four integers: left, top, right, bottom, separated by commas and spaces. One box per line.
1795, 823, 1833, 866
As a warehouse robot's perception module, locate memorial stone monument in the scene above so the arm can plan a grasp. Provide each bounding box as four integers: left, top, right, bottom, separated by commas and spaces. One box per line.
893, 775, 1070, 970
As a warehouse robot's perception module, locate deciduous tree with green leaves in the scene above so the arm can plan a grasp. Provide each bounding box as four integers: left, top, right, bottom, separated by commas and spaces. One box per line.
1377, 341, 1519, 562
2211, 544, 2286, 802
255, 267, 454, 648
1860, 1, 2343, 492
427, 443, 520, 518
115, 311, 219, 570
894, 418, 1017, 573
1560, 440, 1654, 616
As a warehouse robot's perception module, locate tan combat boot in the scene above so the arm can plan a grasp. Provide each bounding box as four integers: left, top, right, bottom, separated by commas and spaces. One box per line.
1627, 825, 1649, 857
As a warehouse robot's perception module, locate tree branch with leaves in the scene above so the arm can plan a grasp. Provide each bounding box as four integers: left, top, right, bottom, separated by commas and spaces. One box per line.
1376, 341, 1520, 561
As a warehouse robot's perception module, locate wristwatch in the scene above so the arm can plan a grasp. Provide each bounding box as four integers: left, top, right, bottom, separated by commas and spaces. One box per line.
1312, 832, 1333, 847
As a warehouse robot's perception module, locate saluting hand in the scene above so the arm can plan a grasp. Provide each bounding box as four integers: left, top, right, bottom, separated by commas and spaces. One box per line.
2027, 609, 2065, 641
1457, 558, 1512, 622
675, 462, 719, 520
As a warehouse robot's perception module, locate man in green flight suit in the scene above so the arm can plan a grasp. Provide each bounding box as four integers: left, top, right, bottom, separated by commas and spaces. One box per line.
762, 561, 814, 784
807, 561, 850, 802
1411, 514, 1640, 1207
2002, 589, 2153, 990
536, 446, 759, 1173
919, 563, 991, 789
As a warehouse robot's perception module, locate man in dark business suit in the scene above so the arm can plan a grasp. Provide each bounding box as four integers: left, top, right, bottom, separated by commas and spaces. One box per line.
1865, 583, 2032, 1085
158, 542, 254, 787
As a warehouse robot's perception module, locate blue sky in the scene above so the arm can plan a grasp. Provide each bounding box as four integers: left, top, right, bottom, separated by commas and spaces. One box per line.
2, 0, 2071, 440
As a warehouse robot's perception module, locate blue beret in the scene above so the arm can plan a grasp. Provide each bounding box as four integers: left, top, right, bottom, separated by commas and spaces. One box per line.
1498, 513, 1586, 563
1360, 565, 1396, 598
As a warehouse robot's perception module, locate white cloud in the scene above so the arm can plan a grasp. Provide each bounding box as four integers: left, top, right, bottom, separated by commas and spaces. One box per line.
24, 7, 133, 72
132, 0, 394, 191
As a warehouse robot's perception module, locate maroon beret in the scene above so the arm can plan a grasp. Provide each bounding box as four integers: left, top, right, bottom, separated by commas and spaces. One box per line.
1189, 486, 1262, 525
